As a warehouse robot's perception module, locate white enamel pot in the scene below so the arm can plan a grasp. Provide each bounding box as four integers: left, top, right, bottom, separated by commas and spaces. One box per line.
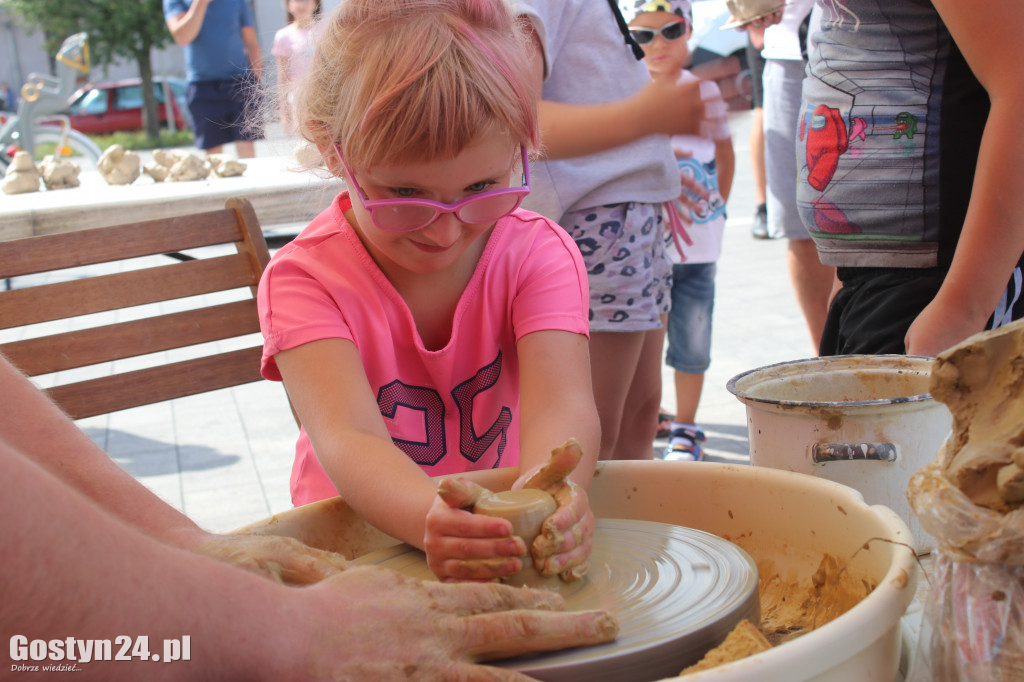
727, 355, 952, 552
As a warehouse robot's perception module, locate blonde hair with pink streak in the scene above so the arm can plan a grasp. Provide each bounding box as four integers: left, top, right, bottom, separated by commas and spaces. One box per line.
296, 0, 538, 168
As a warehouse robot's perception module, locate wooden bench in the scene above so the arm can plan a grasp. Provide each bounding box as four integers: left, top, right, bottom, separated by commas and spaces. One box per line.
0, 197, 276, 420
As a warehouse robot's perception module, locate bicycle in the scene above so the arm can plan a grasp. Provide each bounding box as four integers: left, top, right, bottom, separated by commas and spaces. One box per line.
0, 33, 103, 175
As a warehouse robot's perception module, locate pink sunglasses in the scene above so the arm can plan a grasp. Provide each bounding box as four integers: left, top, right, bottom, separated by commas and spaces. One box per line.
335, 145, 531, 233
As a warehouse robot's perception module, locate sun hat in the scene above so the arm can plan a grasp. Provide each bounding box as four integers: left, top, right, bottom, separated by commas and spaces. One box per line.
628, 0, 691, 22
721, 0, 787, 30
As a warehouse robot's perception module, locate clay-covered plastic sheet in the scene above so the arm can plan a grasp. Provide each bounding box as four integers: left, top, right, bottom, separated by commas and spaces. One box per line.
907, 456, 1024, 680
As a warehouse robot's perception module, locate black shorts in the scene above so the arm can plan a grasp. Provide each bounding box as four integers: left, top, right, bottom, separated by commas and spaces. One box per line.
820, 259, 1024, 356
187, 76, 263, 150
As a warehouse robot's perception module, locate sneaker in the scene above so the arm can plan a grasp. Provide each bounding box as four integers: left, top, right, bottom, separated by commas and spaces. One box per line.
664, 425, 706, 462
751, 203, 769, 240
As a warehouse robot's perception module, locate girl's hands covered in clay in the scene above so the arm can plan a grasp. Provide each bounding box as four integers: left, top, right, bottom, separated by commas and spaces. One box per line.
428, 481, 528, 582
516, 438, 595, 582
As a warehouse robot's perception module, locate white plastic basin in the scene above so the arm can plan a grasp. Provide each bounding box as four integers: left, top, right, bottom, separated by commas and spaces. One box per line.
239, 461, 918, 681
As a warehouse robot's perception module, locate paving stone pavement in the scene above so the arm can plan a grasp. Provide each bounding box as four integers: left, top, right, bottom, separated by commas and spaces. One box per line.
4, 109, 817, 533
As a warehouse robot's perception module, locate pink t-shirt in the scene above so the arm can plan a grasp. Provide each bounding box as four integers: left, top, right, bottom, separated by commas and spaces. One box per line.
258, 193, 590, 506
272, 23, 315, 84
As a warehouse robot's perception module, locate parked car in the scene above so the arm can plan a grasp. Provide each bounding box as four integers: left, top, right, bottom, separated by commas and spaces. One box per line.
66, 77, 192, 135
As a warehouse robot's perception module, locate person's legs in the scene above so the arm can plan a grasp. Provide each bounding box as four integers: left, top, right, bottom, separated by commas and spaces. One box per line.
226, 76, 260, 158
189, 81, 243, 153
788, 238, 834, 349
620, 323, 668, 460
750, 106, 768, 239
589, 328, 664, 461
747, 33, 769, 239
673, 371, 704, 426
663, 262, 714, 460
234, 140, 256, 158
751, 107, 766, 207
561, 202, 671, 461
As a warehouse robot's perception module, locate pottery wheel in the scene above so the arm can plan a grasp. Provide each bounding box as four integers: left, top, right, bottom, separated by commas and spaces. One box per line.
353, 519, 759, 682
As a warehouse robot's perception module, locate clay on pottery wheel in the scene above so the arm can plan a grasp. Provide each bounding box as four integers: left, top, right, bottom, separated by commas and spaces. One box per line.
97, 144, 141, 185
473, 488, 559, 588
39, 155, 81, 190
2, 151, 41, 194
354, 519, 760, 682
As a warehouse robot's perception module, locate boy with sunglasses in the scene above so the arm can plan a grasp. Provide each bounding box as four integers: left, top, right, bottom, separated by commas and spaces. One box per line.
257, 0, 599, 584
629, 0, 733, 462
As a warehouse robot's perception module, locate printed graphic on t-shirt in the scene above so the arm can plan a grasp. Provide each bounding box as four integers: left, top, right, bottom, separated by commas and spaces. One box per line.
796, 0, 944, 244
379, 351, 511, 468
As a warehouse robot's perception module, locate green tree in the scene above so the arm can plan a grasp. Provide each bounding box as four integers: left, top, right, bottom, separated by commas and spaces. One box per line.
3, 0, 173, 138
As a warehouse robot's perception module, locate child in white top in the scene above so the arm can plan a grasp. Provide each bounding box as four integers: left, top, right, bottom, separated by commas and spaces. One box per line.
629, 0, 734, 461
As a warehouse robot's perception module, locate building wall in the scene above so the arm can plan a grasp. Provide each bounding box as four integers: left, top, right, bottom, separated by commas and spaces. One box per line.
0, 0, 342, 106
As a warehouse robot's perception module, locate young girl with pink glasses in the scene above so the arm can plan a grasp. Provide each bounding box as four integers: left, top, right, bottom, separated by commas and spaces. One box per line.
257, 0, 599, 583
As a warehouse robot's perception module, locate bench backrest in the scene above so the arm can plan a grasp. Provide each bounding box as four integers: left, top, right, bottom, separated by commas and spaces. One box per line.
0, 196, 273, 420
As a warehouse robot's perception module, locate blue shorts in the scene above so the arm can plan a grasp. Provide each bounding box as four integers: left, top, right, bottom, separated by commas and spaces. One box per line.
665, 262, 716, 373
187, 77, 262, 150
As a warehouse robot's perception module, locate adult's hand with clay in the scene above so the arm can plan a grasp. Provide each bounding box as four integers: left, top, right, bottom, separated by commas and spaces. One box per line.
195, 533, 350, 585
286, 565, 618, 680
514, 438, 594, 582
426, 483, 529, 582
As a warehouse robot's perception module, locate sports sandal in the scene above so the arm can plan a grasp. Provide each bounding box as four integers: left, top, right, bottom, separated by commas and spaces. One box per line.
665, 425, 706, 462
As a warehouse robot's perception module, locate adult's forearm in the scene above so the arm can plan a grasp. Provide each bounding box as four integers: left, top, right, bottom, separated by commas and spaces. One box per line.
321, 431, 438, 549
537, 99, 647, 160
166, 1, 210, 46
2, 441, 281, 681
937, 102, 1024, 327
0, 356, 206, 549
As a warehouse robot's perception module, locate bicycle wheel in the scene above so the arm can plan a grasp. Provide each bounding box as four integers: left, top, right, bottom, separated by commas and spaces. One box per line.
29, 125, 103, 168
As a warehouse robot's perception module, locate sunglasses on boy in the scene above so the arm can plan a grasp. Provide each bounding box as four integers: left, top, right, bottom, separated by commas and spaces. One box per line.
335, 145, 531, 233
628, 19, 689, 46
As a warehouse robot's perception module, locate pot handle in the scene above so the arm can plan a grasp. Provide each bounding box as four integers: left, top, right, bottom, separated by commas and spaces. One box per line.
812, 442, 898, 464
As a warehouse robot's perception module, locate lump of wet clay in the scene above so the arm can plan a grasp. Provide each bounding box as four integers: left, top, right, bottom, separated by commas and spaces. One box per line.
144, 149, 210, 182
208, 154, 247, 177
2, 151, 41, 194
680, 619, 772, 674
39, 154, 81, 190
97, 144, 141, 185
930, 318, 1024, 512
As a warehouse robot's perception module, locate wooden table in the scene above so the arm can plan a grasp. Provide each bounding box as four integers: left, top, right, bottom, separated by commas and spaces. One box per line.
0, 155, 343, 240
